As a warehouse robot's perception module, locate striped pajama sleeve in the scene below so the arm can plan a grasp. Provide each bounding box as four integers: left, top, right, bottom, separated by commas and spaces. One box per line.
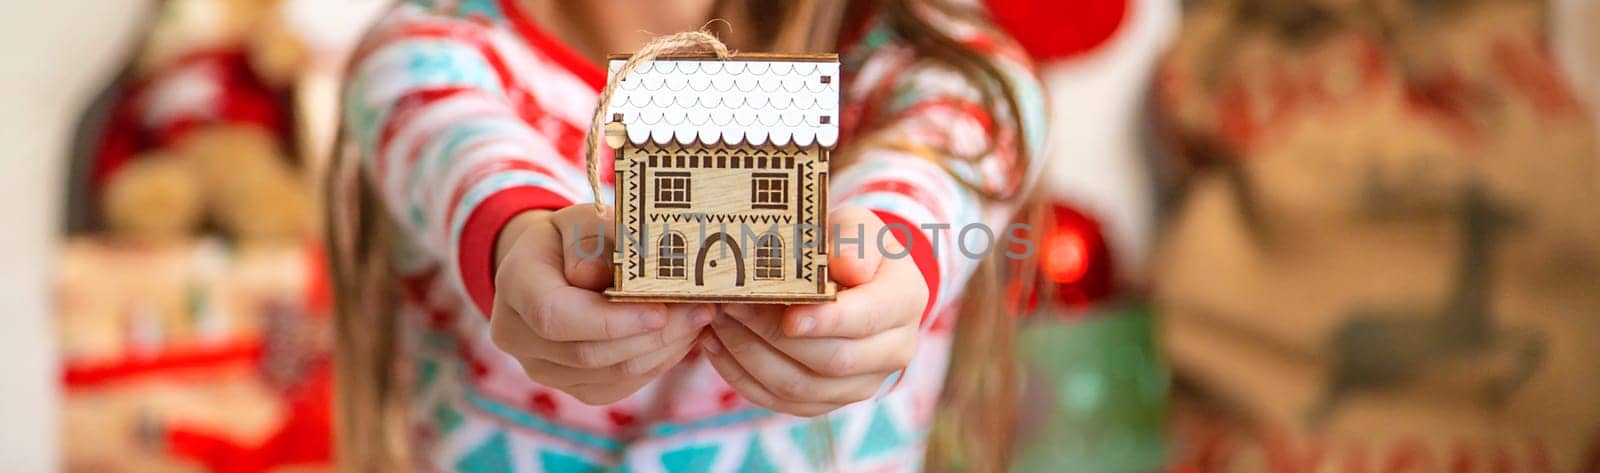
832, 63, 1020, 332
343, 18, 583, 318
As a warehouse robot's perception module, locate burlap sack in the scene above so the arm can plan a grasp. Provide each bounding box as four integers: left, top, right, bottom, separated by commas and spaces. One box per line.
1154, 1, 1600, 471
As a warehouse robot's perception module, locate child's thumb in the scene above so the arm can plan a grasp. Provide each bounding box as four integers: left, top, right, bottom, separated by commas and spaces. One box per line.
551, 205, 616, 291
827, 206, 887, 288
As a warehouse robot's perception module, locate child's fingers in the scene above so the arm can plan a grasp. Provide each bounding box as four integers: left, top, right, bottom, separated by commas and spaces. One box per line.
782, 257, 925, 339
727, 304, 916, 377
609, 327, 703, 377
494, 209, 662, 342
540, 304, 712, 369
524, 333, 699, 405
564, 250, 614, 292
724, 295, 918, 378
708, 317, 883, 405
701, 334, 841, 418
532, 287, 667, 342
725, 304, 800, 344
510, 284, 667, 342
723, 304, 786, 326
726, 307, 916, 378
563, 376, 656, 406
550, 205, 616, 291
516, 326, 699, 386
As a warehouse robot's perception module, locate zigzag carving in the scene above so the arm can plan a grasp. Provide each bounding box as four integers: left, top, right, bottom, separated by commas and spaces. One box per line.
624, 163, 642, 279
637, 142, 804, 155
648, 213, 794, 225
798, 162, 816, 281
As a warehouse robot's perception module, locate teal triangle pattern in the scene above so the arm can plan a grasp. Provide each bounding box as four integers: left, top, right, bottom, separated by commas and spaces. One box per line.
853, 406, 906, 461
657, 444, 721, 473
786, 417, 846, 469
456, 431, 514, 473
417, 358, 438, 392
538, 449, 603, 473
433, 403, 464, 434
786, 424, 815, 465
736, 435, 779, 473
457, 0, 504, 20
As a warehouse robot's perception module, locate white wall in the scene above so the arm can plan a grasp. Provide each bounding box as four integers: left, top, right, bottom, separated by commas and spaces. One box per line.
1552, 0, 1600, 142
0, 1, 145, 469
1038, 0, 1178, 284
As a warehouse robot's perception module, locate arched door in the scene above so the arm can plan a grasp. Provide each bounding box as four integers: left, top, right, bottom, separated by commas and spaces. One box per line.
694, 232, 745, 288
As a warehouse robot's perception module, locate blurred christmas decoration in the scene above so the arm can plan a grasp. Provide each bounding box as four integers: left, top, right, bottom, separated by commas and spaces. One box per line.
988, 0, 1129, 62
1004, 203, 1119, 317
75, 0, 387, 241
1011, 306, 1169, 473
87, 0, 312, 245
1154, 0, 1600, 470
1040, 203, 1117, 309
989, 0, 1177, 286
58, 0, 383, 470
58, 239, 333, 472
979, 0, 1179, 471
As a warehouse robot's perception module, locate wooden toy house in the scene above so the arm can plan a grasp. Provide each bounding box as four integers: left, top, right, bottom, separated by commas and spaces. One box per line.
602, 53, 839, 303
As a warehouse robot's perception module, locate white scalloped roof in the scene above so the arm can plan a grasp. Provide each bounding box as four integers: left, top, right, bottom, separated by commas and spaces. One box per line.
605, 58, 840, 148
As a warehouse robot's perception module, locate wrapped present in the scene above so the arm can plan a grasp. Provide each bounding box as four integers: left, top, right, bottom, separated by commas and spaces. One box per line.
58, 238, 333, 472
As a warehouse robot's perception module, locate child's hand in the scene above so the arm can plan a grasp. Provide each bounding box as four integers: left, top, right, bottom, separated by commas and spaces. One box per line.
489, 206, 715, 405
702, 207, 928, 417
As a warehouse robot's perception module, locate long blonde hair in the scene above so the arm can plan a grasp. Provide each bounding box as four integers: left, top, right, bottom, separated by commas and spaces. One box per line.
870, 2, 1041, 471
326, 1, 1039, 471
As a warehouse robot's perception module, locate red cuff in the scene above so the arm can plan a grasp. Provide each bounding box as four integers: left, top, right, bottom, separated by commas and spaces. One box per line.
870, 211, 941, 326
458, 187, 572, 318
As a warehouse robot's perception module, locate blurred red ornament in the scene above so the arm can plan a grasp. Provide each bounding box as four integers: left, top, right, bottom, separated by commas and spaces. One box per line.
1006, 202, 1117, 316
1046, 203, 1115, 307
986, 0, 1130, 62
1044, 228, 1091, 284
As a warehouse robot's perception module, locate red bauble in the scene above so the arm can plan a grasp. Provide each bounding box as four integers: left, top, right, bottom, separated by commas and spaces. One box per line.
1043, 203, 1116, 308
986, 0, 1130, 62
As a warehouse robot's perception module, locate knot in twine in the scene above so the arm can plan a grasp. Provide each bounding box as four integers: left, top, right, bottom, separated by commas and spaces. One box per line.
585, 30, 733, 214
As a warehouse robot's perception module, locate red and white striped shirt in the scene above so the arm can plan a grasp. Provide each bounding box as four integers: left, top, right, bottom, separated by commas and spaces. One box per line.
342, 0, 1045, 470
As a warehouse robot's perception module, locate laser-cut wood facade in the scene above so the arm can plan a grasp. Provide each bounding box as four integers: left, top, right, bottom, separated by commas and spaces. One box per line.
602, 53, 838, 303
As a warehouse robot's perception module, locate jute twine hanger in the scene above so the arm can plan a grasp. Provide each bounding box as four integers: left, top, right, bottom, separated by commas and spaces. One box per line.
583, 30, 735, 214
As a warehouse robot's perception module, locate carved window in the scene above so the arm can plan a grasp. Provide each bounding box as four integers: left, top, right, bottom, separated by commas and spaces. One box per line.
755, 235, 783, 280
655, 171, 691, 208
751, 173, 788, 210
657, 232, 687, 279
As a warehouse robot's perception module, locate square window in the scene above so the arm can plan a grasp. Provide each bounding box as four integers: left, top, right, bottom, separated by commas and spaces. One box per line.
751, 173, 788, 210
655, 172, 691, 209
